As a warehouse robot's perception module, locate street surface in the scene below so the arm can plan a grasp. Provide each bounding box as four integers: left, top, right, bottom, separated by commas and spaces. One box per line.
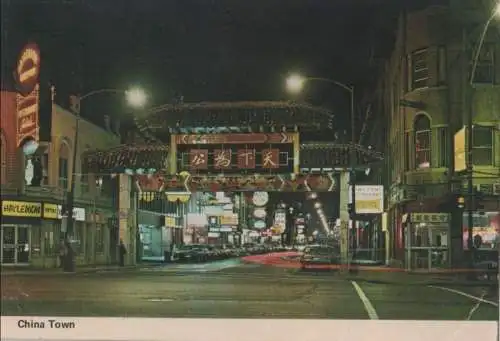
1, 257, 498, 320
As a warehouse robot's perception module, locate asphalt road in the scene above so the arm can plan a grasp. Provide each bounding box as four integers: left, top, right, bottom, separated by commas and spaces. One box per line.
1, 260, 498, 320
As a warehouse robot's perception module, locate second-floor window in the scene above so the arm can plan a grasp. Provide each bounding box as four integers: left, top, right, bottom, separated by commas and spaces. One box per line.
472, 43, 495, 84
472, 125, 493, 166
411, 49, 429, 90
59, 142, 70, 190
414, 114, 431, 169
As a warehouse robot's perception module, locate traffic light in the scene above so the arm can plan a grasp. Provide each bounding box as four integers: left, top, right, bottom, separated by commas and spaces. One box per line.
457, 196, 465, 209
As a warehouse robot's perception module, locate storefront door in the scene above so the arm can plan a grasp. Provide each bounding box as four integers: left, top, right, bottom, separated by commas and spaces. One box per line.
1, 225, 30, 265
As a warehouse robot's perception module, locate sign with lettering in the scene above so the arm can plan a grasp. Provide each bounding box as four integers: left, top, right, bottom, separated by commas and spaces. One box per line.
15, 42, 41, 96
16, 87, 40, 148
176, 133, 297, 174
1, 201, 41, 217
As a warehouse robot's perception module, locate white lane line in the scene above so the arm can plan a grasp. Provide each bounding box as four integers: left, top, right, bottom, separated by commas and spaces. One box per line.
428, 285, 498, 307
351, 281, 379, 320
466, 291, 486, 320
147, 298, 174, 302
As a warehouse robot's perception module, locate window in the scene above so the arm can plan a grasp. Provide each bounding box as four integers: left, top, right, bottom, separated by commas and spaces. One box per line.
411, 49, 429, 90
472, 44, 494, 84
41, 153, 49, 186
437, 46, 446, 85
414, 114, 431, 169
0, 131, 6, 184
404, 131, 410, 171
437, 127, 448, 168
59, 141, 70, 190
472, 125, 493, 165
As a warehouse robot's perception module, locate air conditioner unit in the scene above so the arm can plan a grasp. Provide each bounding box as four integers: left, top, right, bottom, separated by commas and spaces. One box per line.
493, 183, 500, 195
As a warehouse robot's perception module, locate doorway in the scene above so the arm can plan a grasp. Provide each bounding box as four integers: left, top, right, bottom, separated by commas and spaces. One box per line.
1, 225, 31, 265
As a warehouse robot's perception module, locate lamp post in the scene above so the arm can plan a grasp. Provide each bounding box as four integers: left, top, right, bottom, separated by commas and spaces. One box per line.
286, 74, 357, 254
465, 3, 499, 268
62, 86, 147, 272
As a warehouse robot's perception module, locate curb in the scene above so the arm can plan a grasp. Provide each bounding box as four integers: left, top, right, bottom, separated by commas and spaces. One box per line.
1, 263, 163, 276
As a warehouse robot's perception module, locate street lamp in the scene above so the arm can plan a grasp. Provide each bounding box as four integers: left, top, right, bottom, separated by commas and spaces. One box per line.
62, 86, 148, 272
465, 2, 499, 267
285, 73, 358, 252
314, 202, 322, 209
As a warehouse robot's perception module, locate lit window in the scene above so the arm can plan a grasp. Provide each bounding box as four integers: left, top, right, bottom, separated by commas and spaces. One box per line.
414, 114, 431, 169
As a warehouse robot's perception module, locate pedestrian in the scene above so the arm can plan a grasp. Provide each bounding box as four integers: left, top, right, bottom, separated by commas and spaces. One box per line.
58, 240, 67, 268
119, 239, 127, 267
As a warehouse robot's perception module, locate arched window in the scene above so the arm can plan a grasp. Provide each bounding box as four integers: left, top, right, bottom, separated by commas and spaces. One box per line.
0, 131, 7, 185
414, 114, 431, 169
59, 139, 71, 189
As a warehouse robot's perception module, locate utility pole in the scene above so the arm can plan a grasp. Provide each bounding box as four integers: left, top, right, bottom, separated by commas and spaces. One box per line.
349, 87, 357, 263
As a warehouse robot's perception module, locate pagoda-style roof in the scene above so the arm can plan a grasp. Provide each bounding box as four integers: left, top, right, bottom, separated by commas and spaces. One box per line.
134, 101, 334, 138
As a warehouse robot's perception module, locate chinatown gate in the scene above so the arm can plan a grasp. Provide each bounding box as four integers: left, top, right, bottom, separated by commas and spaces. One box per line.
84, 101, 383, 266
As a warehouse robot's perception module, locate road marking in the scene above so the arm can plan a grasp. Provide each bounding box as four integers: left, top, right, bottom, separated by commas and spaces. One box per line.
466, 291, 486, 320
147, 298, 175, 302
351, 281, 379, 320
428, 285, 498, 307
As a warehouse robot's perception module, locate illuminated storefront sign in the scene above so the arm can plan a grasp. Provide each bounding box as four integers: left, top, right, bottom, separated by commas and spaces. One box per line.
349, 185, 384, 214
42, 204, 86, 221
174, 133, 297, 174
15, 43, 41, 147
1, 201, 41, 217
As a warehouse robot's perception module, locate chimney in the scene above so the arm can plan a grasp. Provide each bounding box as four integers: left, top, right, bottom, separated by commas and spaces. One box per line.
104, 115, 111, 131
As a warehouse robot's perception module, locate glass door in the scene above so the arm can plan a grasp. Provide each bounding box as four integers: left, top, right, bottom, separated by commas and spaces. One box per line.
16, 226, 30, 263
1, 226, 16, 264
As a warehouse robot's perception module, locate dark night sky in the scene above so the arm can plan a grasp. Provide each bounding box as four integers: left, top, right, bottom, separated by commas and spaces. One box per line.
2, 0, 402, 123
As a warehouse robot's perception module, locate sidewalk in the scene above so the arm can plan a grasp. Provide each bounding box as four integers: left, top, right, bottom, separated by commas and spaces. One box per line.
1, 262, 162, 276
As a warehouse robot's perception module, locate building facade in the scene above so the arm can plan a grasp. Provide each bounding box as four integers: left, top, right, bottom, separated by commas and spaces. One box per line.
369, 2, 500, 270
0, 88, 121, 268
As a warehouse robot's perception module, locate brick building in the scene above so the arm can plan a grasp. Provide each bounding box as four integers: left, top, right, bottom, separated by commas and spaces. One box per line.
0, 87, 121, 268
367, 2, 500, 269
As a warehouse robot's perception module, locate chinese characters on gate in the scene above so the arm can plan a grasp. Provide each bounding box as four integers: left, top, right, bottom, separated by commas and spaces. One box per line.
188, 148, 281, 170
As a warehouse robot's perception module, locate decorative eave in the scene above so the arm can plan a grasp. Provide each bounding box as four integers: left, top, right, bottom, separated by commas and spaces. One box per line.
83, 144, 169, 173
134, 100, 335, 140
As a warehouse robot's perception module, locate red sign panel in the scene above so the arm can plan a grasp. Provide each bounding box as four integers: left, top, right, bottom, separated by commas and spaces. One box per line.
261, 149, 279, 169
237, 149, 256, 169
213, 149, 232, 169
189, 149, 208, 169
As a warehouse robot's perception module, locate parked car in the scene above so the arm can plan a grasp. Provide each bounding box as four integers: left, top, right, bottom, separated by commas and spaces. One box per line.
300, 245, 340, 270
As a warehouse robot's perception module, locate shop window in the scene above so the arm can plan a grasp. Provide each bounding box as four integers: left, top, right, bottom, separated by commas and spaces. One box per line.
95, 224, 104, 253
414, 114, 432, 169
437, 127, 449, 168
59, 140, 70, 190
472, 125, 493, 166
31, 227, 42, 256
411, 49, 429, 90
43, 224, 56, 257
471, 43, 495, 84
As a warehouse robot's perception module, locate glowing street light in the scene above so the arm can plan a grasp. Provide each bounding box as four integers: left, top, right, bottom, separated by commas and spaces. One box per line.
314, 202, 322, 209
309, 192, 318, 200
286, 74, 306, 94
125, 87, 148, 108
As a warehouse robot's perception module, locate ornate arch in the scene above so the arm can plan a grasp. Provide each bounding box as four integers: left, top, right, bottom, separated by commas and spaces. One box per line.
413, 113, 431, 169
